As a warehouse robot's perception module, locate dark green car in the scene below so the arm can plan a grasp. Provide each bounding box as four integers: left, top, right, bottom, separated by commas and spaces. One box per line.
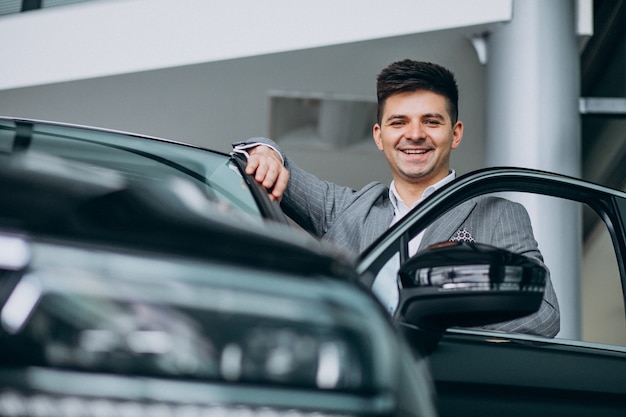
1, 117, 624, 417
0, 117, 438, 417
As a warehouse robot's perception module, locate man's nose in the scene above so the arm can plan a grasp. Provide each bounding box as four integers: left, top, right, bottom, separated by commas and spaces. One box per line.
405, 121, 423, 140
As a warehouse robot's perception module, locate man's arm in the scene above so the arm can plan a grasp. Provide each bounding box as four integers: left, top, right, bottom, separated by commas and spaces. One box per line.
233, 137, 363, 239
478, 198, 560, 338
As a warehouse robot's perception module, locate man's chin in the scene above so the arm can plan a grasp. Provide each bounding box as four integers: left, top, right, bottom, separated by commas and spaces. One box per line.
401, 167, 433, 180
402, 169, 449, 185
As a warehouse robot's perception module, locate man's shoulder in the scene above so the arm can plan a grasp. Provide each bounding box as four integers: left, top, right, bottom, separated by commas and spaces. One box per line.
471, 194, 528, 215
353, 181, 391, 204
360, 181, 389, 193
473, 194, 520, 205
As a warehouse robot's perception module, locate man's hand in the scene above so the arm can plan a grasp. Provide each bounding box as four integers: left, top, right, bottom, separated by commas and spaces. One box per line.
245, 145, 290, 202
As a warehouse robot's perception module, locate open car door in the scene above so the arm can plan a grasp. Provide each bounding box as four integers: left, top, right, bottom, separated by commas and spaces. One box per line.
357, 167, 626, 417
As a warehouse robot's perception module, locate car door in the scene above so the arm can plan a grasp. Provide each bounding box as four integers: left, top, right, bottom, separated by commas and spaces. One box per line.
357, 167, 626, 417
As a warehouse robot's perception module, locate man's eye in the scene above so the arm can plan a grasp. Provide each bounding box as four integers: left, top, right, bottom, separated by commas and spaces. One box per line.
390, 120, 405, 126
425, 120, 441, 126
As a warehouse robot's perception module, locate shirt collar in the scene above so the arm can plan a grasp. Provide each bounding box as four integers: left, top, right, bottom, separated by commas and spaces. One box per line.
389, 170, 456, 215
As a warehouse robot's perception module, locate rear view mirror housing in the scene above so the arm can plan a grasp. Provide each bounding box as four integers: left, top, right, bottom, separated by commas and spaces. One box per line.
395, 241, 547, 353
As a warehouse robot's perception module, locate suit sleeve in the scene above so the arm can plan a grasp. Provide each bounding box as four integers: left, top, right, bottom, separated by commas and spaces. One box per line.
232, 137, 359, 238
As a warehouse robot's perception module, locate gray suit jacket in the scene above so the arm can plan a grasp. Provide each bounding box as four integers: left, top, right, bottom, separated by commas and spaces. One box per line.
234, 138, 560, 337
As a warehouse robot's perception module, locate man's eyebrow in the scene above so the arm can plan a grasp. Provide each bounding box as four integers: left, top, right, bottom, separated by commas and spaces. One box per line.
384, 114, 407, 122
422, 112, 445, 120
384, 112, 446, 123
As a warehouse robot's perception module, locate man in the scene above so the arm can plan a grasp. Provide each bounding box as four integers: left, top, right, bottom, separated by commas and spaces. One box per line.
233, 59, 559, 337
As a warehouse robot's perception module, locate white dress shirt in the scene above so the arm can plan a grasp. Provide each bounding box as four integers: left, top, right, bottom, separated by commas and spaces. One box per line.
372, 171, 456, 314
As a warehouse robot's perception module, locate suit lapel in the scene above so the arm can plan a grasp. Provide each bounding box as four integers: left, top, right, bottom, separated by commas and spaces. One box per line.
419, 199, 477, 249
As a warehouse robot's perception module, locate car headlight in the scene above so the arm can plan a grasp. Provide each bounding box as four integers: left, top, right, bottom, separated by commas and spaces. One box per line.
220, 325, 362, 389
0, 243, 381, 393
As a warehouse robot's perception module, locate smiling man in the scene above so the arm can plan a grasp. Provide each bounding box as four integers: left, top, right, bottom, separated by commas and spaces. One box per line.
233, 59, 559, 337
374, 87, 462, 208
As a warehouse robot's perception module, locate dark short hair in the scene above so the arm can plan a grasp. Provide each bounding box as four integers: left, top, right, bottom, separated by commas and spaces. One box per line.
376, 59, 459, 124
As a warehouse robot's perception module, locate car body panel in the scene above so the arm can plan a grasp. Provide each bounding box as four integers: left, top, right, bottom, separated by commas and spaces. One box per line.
431, 329, 626, 416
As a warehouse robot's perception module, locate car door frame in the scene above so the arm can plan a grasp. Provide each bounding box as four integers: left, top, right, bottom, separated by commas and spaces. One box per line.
230, 152, 290, 225
357, 167, 626, 304
356, 166, 626, 417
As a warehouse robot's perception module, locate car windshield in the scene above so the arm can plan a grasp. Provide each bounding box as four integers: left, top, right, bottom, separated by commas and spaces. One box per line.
0, 119, 263, 223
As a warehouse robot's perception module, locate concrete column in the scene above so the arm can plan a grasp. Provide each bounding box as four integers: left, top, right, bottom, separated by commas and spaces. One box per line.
485, 0, 581, 339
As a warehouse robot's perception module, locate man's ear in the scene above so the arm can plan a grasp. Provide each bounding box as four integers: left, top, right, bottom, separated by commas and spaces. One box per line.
451, 121, 464, 149
373, 124, 384, 151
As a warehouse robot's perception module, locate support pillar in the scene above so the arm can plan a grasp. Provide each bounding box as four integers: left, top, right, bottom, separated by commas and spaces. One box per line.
485, 0, 581, 339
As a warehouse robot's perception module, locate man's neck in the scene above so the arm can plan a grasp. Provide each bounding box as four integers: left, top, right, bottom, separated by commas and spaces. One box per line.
393, 171, 455, 207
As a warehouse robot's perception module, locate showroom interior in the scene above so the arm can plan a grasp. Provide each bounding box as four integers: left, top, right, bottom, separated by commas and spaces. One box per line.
0, 0, 625, 344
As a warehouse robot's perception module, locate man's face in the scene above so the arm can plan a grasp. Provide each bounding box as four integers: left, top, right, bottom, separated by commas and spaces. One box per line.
373, 90, 463, 188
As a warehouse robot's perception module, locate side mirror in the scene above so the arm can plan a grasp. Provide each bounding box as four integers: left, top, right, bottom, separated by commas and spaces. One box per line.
394, 241, 547, 353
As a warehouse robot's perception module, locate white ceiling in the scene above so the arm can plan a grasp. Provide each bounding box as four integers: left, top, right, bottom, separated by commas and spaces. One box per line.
0, 0, 513, 90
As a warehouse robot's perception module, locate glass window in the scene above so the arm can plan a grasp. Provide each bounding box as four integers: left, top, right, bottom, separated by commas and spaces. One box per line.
582, 204, 626, 345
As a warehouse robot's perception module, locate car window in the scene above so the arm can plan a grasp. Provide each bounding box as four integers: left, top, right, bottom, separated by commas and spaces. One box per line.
0, 121, 263, 223
358, 170, 626, 347
581, 200, 626, 345
491, 192, 625, 346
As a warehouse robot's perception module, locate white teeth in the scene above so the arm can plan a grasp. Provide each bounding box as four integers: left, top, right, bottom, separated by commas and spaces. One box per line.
403, 149, 427, 154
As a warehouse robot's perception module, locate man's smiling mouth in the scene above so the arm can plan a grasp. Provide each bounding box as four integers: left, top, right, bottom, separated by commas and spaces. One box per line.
402, 149, 429, 154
